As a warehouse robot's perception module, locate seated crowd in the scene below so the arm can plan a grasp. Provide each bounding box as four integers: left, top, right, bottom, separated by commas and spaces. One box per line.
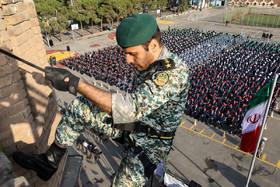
58, 28, 280, 135
179, 33, 244, 68
60, 46, 135, 93
185, 38, 280, 134
161, 28, 220, 56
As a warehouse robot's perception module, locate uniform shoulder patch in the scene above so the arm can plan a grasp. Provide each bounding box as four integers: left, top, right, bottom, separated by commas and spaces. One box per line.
154, 72, 169, 86
159, 58, 175, 70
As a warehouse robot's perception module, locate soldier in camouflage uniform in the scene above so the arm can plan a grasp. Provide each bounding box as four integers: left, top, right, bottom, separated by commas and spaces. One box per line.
13, 14, 189, 186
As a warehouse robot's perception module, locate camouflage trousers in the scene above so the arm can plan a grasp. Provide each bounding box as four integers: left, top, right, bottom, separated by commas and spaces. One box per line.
55, 96, 148, 186
55, 96, 122, 146
112, 146, 148, 186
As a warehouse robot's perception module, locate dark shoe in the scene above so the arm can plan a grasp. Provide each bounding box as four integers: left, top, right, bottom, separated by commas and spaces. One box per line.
45, 142, 67, 169
13, 142, 67, 181
13, 152, 56, 181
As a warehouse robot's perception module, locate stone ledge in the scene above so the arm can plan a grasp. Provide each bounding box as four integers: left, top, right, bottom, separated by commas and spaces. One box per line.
0, 176, 30, 187
0, 151, 16, 185
0, 151, 30, 187
60, 147, 83, 187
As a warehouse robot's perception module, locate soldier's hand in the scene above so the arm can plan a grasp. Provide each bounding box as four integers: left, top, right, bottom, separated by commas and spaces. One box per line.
45, 67, 80, 95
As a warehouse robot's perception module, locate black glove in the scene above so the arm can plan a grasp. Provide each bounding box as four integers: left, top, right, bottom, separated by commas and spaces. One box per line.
45, 67, 80, 95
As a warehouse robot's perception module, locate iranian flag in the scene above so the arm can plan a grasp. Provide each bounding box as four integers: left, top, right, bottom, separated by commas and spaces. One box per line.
240, 81, 272, 152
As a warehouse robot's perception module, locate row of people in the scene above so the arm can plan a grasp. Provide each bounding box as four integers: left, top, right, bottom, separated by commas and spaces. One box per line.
161, 28, 220, 56
58, 28, 280, 135
59, 28, 222, 92
60, 46, 135, 92
179, 33, 244, 68
185, 38, 280, 134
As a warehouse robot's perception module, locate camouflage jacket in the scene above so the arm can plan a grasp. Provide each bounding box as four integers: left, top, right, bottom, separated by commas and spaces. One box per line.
112, 47, 189, 163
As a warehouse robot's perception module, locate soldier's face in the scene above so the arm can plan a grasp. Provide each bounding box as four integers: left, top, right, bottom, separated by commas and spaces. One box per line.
123, 45, 155, 71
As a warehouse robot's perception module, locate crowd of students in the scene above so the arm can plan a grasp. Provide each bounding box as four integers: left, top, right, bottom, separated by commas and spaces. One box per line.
185, 38, 280, 134
58, 28, 280, 135
60, 46, 135, 92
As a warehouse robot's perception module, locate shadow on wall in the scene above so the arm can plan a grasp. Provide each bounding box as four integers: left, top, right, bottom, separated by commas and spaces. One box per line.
0, 46, 64, 186
0, 46, 59, 171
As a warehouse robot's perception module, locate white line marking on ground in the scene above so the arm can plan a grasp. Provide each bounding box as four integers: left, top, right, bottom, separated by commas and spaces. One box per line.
252, 30, 261, 37
272, 117, 280, 121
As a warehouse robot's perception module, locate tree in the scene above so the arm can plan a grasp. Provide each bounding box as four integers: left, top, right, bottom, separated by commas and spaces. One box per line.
98, 0, 116, 31
206, 0, 209, 8
143, 0, 157, 16
200, 0, 203, 10
157, 0, 168, 17
97, 2, 105, 31
127, 0, 143, 15
68, 0, 88, 37
169, 0, 178, 14
35, 0, 60, 39
112, 0, 129, 25
54, 5, 70, 41
104, 3, 116, 29
83, 0, 100, 33
35, 0, 71, 42
178, 0, 188, 14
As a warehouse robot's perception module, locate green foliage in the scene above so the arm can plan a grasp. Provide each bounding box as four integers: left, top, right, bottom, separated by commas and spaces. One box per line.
102, 0, 116, 26
112, 0, 129, 19
127, 0, 143, 15
178, 0, 189, 12
84, 0, 100, 24
68, 0, 87, 23
56, 6, 71, 32
158, 0, 168, 10
34, 0, 58, 17
142, 0, 157, 12
33, 0, 174, 36
35, 0, 70, 35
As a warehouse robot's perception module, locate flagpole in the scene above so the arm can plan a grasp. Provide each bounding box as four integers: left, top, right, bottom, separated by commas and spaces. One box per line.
245, 73, 279, 187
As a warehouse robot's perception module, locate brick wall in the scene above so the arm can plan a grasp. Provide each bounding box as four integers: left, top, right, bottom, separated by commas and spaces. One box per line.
0, 0, 65, 186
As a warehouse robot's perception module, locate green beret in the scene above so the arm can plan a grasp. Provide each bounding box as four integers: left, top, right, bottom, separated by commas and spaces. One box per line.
116, 14, 157, 48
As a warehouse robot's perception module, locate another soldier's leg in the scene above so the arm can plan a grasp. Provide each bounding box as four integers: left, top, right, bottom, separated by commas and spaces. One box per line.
257, 142, 264, 158
256, 147, 261, 158
56, 96, 122, 147
111, 148, 147, 187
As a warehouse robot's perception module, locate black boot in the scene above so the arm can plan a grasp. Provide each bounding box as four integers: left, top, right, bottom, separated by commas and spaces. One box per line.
13, 142, 67, 181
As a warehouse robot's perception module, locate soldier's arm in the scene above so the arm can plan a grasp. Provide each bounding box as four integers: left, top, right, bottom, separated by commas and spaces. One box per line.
77, 80, 112, 114
112, 66, 189, 124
